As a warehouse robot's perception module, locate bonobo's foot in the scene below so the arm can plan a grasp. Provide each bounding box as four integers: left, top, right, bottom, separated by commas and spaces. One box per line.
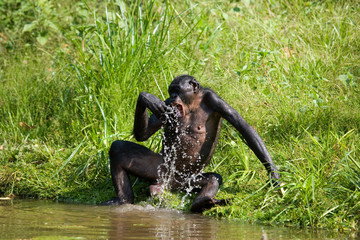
100, 197, 129, 206
150, 184, 164, 196
190, 196, 230, 213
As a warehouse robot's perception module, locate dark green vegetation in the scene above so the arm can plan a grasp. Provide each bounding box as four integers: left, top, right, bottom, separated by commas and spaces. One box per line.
1, 0, 359, 233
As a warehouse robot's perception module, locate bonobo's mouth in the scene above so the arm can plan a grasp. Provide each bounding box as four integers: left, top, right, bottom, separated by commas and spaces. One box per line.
173, 104, 185, 118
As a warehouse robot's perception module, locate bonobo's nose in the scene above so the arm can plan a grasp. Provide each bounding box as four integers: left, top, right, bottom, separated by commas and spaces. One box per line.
168, 98, 181, 107
170, 101, 178, 106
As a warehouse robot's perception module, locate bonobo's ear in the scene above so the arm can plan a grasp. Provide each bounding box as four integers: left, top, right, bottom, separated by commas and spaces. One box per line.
189, 79, 200, 93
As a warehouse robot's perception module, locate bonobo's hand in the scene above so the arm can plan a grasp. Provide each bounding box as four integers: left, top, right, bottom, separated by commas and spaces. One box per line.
138, 92, 172, 120
270, 171, 281, 187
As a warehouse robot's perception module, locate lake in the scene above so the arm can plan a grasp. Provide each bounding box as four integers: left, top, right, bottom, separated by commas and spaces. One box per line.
0, 200, 352, 239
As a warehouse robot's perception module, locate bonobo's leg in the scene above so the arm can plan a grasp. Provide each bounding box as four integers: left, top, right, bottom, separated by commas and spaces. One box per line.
190, 172, 229, 213
104, 140, 163, 205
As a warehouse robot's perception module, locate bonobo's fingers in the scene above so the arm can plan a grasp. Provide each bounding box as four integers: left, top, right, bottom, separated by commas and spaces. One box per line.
280, 183, 286, 196
270, 178, 286, 197
139, 92, 172, 119
270, 179, 280, 188
272, 182, 286, 196
270, 171, 280, 181
269, 171, 281, 187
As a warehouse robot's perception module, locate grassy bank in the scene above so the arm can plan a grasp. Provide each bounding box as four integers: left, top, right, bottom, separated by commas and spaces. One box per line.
1, 0, 359, 233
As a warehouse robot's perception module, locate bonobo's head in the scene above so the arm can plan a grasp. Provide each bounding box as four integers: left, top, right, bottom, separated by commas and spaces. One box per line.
166, 75, 201, 118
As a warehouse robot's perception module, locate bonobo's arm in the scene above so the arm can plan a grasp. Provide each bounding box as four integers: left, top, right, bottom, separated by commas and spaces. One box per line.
133, 92, 171, 141
205, 90, 280, 182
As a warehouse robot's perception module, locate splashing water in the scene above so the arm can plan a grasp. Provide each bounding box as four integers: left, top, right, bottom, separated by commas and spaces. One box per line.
152, 108, 205, 209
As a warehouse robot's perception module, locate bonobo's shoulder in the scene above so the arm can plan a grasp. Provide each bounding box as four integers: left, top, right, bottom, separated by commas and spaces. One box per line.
200, 87, 229, 112
201, 87, 219, 98
201, 87, 223, 102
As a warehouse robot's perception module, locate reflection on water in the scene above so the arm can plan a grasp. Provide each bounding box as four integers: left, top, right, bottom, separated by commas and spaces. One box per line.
0, 200, 353, 239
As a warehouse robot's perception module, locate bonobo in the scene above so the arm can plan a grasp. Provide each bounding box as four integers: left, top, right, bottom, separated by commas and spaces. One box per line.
105, 75, 280, 212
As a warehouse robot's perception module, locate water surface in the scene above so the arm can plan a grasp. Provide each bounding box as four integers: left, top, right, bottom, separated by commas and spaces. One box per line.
0, 200, 350, 239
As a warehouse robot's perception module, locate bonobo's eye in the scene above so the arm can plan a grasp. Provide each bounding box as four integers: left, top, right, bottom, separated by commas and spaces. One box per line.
170, 92, 178, 99
189, 80, 199, 93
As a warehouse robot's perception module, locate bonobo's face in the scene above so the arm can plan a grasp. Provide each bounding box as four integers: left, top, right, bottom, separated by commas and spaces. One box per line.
166, 75, 200, 118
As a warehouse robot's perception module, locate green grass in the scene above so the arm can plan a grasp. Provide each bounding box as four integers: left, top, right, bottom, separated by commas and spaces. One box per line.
0, 0, 359, 233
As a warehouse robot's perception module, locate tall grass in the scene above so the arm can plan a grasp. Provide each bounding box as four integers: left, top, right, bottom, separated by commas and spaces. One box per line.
0, 0, 359, 232
69, 0, 204, 144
